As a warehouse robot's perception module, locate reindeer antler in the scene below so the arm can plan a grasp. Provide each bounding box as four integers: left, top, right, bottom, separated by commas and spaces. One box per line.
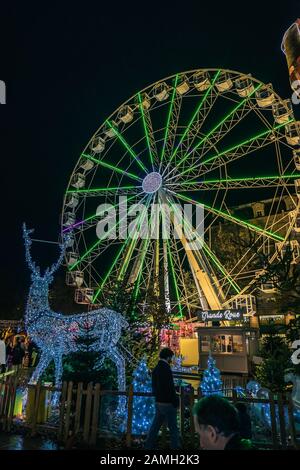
22, 223, 40, 274
46, 232, 71, 276
23, 223, 71, 277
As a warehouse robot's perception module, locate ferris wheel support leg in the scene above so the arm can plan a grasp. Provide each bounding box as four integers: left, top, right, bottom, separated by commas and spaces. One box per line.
163, 239, 171, 313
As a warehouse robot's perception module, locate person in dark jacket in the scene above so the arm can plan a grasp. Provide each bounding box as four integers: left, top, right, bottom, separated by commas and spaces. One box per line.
193, 395, 254, 450
12, 338, 25, 370
144, 348, 181, 449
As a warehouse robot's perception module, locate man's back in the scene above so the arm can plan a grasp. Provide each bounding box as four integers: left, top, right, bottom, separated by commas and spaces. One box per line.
152, 360, 178, 407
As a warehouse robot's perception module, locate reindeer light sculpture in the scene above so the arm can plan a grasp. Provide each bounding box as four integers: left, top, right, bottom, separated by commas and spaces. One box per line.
23, 224, 128, 404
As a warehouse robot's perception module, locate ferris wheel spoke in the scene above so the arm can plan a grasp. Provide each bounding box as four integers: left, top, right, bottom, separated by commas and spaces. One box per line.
159, 74, 181, 171
63, 193, 139, 235
69, 194, 148, 270
201, 121, 292, 167
173, 192, 284, 242
189, 86, 262, 163
201, 242, 240, 294
92, 196, 151, 303
169, 237, 193, 317
66, 185, 143, 197
166, 238, 184, 319
105, 120, 148, 174
165, 84, 262, 179
159, 200, 184, 318
167, 120, 292, 182
161, 70, 221, 178
137, 92, 158, 171
117, 196, 153, 283
225, 196, 292, 279
124, 194, 158, 303
165, 173, 300, 191
81, 153, 142, 182
92, 244, 127, 303
131, 237, 153, 304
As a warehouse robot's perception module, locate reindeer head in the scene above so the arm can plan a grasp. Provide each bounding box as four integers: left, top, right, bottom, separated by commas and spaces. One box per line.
23, 223, 68, 288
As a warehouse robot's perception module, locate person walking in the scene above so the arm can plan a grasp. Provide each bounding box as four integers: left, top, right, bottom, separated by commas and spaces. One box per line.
12, 338, 25, 373
144, 347, 181, 450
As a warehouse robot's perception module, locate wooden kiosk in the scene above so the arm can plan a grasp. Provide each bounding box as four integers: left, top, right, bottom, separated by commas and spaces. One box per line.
196, 309, 260, 374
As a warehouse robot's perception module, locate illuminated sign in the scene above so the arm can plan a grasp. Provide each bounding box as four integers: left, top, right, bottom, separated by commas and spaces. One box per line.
198, 309, 244, 322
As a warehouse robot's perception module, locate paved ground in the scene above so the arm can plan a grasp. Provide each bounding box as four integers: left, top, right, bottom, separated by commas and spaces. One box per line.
0, 433, 58, 450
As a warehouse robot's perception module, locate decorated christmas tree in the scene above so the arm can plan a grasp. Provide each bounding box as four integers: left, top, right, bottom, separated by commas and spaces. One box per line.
200, 354, 223, 396
131, 358, 155, 435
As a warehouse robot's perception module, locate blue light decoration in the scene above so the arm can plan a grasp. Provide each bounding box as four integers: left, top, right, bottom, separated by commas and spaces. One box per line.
22, 223, 128, 409
172, 356, 193, 374
172, 356, 194, 389
131, 358, 155, 435
200, 354, 223, 396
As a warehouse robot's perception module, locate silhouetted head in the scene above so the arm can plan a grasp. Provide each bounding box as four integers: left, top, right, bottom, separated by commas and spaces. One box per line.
159, 347, 174, 364
193, 395, 240, 450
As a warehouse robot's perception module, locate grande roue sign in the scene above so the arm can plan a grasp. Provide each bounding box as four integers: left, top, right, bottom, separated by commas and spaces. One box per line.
197, 309, 244, 322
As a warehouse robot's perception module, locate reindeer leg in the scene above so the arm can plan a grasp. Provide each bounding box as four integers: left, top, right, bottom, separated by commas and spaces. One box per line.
54, 354, 63, 388
52, 354, 63, 407
29, 350, 52, 384
109, 347, 126, 412
95, 352, 106, 370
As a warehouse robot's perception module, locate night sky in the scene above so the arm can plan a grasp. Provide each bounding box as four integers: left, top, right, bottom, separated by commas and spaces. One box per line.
1, 1, 300, 317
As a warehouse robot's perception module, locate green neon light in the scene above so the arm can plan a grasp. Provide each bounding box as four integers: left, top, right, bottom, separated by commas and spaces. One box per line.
106, 120, 148, 173
169, 84, 262, 171
67, 185, 140, 194
202, 244, 240, 293
160, 74, 179, 163
175, 119, 294, 180
166, 238, 183, 319
81, 153, 142, 182
69, 194, 137, 270
132, 197, 157, 302
138, 92, 154, 170
132, 238, 150, 303
92, 244, 126, 303
168, 173, 300, 188
93, 197, 151, 302
117, 198, 151, 280
171, 203, 240, 294
176, 193, 284, 242
165, 70, 221, 170
201, 120, 292, 166
117, 238, 136, 281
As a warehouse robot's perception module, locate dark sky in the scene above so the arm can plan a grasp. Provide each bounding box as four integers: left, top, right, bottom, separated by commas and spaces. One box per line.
0, 1, 300, 316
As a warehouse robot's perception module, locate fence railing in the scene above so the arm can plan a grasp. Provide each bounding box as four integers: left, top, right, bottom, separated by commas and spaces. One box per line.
0, 373, 298, 449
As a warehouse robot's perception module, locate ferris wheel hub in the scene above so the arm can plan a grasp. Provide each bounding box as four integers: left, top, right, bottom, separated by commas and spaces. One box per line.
142, 172, 162, 194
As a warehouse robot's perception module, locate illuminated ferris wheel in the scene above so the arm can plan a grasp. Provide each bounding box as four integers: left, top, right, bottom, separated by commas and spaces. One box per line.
62, 68, 300, 320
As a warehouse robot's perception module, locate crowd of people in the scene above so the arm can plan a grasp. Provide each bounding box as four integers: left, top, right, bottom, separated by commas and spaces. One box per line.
0, 329, 38, 375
